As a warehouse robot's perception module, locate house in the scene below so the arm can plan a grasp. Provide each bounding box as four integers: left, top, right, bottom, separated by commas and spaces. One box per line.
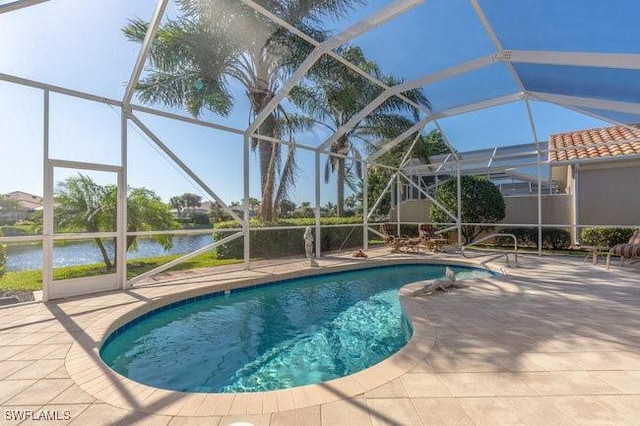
391, 124, 640, 243
549, 125, 640, 231
0, 191, 43, 224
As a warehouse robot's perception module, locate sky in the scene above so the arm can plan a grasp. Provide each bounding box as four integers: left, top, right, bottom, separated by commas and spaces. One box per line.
0, 0, 618, 208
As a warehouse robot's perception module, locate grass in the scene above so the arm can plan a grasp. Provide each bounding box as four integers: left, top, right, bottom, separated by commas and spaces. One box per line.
0, 252, 242, 292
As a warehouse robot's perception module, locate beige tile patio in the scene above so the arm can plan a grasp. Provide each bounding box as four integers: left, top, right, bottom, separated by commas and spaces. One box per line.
411, 398, 475, 426
321, 398, 372, 426
366, 398, 422, 426
519, 371, 623, 395
436, 372, 537, 397
5, 378, 74, 405
399, 373, 451, 397
546, 395, 629, 425
271, 406, 320, 426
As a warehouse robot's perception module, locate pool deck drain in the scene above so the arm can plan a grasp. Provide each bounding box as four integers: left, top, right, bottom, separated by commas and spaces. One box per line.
1, 250, 640, 425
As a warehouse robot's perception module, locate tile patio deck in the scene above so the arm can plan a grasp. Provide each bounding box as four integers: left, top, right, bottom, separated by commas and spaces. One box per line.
1, 250, 639, 425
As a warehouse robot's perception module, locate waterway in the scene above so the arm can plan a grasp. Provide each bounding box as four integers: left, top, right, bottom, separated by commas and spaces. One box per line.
5, 234, 214, 271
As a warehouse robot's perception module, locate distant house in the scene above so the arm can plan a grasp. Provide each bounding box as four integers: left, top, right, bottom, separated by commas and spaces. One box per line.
1, 191, 43, 224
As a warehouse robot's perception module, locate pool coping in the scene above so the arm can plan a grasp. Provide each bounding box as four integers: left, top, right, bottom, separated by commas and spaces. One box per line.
64, 257, 502, 416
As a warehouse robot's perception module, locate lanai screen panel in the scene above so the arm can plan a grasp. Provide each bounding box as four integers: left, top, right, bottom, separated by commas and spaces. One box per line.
479, 0, 640, 54
0, 0, 158, 98
333, 0, 496, 81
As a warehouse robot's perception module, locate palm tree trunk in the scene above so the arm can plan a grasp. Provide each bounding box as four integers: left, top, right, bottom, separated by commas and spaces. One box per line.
337, 157, 345, 217
95, 238, 113, 270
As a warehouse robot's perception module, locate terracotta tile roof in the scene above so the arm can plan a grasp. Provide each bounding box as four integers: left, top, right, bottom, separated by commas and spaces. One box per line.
548, 125, 640, 163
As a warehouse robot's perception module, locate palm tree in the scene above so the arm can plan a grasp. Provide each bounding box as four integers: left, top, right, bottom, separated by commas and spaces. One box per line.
54, 174, 178, 270
123, 0, 362, 221
290, 46, 431, 216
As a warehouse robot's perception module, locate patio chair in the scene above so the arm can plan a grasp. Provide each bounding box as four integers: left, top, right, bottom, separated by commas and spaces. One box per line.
418, 223, 449, 253
606, 229, 640, 269
380, 223, 419, 253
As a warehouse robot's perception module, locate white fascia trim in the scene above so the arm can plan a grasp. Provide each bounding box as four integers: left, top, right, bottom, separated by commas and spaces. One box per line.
509, 50, 640, 70
123, 0, 169, 108
529, 91, 640, 115
244, 0, 423, 135
0, 0, 48, 14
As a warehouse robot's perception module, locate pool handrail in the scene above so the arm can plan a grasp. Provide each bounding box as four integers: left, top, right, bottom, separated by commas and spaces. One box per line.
461, 233, 518, 266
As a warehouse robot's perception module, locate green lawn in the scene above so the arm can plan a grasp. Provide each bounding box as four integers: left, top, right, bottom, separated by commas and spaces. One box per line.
0, 252, 242, 292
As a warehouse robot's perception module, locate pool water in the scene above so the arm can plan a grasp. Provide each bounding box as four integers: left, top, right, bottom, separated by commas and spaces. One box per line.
100, 264, 491, 393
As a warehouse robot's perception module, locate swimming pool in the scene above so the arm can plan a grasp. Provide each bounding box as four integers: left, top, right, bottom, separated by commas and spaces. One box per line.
100, 264, 492, 393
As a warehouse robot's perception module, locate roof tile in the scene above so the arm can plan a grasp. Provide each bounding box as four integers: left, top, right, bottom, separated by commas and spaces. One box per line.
549, 124, 640, 162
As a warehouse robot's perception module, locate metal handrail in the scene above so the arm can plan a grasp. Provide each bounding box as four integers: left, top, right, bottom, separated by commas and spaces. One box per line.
461, 233, 518, 266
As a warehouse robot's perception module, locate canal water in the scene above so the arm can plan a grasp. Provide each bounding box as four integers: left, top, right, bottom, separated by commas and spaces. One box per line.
5, 234, 214, 271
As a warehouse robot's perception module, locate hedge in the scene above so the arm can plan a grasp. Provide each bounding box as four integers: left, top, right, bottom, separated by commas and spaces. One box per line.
214, 217, 366, 259
581, 227, 635, 248
495, 227, 571, 250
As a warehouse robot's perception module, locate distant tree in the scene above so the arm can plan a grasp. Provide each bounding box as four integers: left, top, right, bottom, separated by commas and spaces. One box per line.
278, 199, 296, 216
169, 196, 185, 217
0, 195, 24, 213
248, 198, 261, 214
367, 129, 451, 216
181, 193, 202, 216
344, 194, 359, 213
322, 201, 337, 216
55, 174, 178, 270
209, 201, 233, 223
429, 175, 505, 244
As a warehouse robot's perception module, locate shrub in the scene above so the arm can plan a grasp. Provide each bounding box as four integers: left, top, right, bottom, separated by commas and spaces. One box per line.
581, 227, 635, 248
494, 227, 570, 250
542, 228, 571, 250
214, 217, 365, 259
430, 175, 505, 244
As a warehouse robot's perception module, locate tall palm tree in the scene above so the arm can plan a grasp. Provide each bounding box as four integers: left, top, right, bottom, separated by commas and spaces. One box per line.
289, 46, 430, 216
123, 0, 362, 221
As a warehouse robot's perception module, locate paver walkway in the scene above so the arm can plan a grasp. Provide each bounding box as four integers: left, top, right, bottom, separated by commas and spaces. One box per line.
1, 251, 639, 425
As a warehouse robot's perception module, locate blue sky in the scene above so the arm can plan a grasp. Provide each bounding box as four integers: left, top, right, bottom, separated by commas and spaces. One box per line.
0, 0, 611, 206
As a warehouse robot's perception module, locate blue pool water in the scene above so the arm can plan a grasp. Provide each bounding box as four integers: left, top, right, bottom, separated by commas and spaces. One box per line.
100, 264, 492, 393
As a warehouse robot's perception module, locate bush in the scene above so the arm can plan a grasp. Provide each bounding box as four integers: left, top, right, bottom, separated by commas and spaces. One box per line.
214, 217, 365, 259
0, 226, 30, 237
430, 175, 505, 244
542, 228, 571, 250
581, 227, 635, 248
494, 227, 570, 250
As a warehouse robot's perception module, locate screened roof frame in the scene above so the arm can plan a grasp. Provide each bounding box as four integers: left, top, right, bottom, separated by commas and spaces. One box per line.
3, 0, 640, 298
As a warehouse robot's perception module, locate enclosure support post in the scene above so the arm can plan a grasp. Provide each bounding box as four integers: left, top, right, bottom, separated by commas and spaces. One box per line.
362, 162, 368, 250
396, 175, 401, 236
573, 163, 580, 245
456, 163, 462, 248
537, 152, 543, 256
315, 151, 322, 258
42, 90, 52, 302
243, 135, 250, 270
118, 110, 128, 288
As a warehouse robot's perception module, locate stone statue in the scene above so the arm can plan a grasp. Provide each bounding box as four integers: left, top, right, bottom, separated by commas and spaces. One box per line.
303, 227, 318, 266
303, 227, 314, 259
